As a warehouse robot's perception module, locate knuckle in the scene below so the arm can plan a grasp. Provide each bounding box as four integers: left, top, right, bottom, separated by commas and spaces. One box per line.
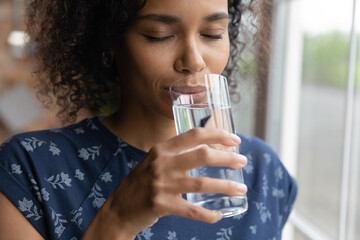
150, 177, 163, 192
147, 163, 165, 195
149, 179, 167, 205
149, 159, 161, 179
188, 128, 204, 138
192, 177, 204, 192
186, 205, 201, 219
149, 145, 162, 158
151, 193, 165, 210
197, 145, 211, 161
148, 147, 169, 177
177, 175, 187, 186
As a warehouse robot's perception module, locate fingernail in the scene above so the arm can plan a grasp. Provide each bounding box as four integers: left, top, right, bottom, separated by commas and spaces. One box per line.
236, 154, 247, 165
237, 183, 247, 193
230, 134, 241, 143
217, 212, 223, 221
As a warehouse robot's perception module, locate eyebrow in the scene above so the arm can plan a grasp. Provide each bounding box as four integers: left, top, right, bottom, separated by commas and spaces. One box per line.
203, 12, 229, 22
137, 14, 181, 24
136, 12, 229, 24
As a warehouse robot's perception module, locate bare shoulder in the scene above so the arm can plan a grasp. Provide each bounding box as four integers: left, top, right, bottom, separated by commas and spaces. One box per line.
0, 192, 43, 240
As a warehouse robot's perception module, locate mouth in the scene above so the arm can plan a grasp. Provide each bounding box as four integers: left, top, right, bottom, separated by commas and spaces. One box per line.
168, 86, 207, 104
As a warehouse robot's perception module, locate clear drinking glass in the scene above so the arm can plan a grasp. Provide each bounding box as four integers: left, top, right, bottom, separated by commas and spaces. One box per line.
170, 73, 248, 217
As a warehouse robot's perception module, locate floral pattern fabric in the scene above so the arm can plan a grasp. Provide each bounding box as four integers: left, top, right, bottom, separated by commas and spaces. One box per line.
0, 116, 297, 240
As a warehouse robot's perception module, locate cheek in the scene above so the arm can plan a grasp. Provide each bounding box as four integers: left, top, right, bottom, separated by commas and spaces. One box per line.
130, 45, 173, 79
205, 42, 230, 74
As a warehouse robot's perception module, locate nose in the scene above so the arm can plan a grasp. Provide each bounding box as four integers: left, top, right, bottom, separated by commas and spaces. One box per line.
174, 39, 206, 73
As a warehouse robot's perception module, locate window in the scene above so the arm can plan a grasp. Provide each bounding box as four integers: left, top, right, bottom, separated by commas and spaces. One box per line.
265, 0, 360, 239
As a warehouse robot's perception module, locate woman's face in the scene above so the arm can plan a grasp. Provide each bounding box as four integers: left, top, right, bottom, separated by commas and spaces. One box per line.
114, 0, 230, 120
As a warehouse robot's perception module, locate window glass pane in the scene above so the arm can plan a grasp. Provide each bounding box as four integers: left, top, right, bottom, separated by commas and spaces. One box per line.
233, 81, 256, 135
295, 0, 353, 238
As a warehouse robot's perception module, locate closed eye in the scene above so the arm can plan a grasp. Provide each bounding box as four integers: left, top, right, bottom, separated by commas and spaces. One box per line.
201, 34, 223, 40
144, 35, 174, 42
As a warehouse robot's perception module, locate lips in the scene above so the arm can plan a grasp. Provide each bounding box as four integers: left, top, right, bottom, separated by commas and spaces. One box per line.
169, 86, 207, 104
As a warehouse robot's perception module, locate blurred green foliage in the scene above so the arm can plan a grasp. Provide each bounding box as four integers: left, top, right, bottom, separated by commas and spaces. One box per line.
302, 31, 360, 88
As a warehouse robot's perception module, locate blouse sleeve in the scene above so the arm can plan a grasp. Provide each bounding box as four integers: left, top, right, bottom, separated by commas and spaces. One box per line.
0, 136, 50, 239
240, 135, 298, 232
279, 167, 297, 229
258, 136, 298, 230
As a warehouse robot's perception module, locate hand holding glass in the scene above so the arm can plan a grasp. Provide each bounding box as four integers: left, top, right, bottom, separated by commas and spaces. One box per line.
170, 73, 248, 217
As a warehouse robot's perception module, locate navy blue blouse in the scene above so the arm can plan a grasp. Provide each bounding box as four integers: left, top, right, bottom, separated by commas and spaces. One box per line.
0, 116, 297, 240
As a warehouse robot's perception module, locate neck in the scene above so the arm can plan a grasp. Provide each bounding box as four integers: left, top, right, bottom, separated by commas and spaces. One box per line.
102, 103, 177, 152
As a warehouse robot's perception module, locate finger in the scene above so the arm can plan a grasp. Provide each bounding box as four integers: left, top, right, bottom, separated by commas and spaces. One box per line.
170, 176, 248, 196
163, 196, 223, 224
165, 128, 241, 152
172, 144, 247, 170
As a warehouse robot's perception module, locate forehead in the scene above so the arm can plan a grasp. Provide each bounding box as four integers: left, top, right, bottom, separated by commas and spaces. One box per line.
139, 0, 228, 19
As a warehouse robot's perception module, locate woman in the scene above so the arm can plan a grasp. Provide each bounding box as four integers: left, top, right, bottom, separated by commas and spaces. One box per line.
0, 0, 297, 239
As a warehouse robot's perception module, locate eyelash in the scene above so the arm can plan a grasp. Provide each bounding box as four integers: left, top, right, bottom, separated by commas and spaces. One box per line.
144, 34, 223, 42
144, 35, 173, 42
201, 34, 223, 40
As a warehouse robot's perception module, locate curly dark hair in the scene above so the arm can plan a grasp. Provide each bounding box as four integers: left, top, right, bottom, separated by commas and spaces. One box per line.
26, 0, 270, 123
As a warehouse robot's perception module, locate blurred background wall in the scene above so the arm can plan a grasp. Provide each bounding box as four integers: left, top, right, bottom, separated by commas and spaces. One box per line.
0, 0, 359, 239
0, 0, 60, 144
